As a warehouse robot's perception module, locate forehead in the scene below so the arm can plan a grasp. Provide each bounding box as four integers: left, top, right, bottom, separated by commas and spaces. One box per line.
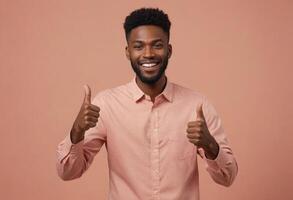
128, 25, 168, 42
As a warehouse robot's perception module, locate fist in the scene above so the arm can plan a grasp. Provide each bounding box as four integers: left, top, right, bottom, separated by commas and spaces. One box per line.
71, 85, 100, 143
186, 104, 219, 159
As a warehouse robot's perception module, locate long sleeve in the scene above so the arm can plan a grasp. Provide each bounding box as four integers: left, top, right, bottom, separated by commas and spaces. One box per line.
197, 98, 238, 187
56, 94, 107, 181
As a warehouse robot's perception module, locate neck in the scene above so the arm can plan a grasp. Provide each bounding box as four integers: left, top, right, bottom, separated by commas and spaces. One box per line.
136, 75, 167, 102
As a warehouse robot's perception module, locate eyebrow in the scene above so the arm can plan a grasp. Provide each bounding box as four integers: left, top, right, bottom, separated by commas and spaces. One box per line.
131, 39, 164, 44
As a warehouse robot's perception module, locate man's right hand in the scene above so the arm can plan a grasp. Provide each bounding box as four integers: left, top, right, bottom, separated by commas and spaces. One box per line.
70, 85, 100, 144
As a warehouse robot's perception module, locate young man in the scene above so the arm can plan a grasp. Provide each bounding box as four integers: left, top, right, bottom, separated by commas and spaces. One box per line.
57, 8, 238, 200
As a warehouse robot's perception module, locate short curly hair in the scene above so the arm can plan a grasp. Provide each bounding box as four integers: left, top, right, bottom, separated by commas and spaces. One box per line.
123, 8, 171, 41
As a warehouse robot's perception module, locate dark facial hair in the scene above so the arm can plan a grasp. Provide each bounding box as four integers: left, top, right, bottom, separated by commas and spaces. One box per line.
130, 57, 169, 85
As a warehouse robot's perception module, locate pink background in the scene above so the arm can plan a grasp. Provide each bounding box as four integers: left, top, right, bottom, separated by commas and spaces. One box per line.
1, 0, 292, 199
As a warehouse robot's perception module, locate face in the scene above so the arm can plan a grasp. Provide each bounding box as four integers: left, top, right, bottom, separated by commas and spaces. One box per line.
125, 25, 172, 85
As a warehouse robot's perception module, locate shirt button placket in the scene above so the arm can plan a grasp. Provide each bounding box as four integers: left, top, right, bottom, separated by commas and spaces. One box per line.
151, 110, 160, 200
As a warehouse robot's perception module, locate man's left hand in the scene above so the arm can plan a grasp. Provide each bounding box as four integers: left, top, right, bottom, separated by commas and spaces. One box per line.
186, 104, 219, 160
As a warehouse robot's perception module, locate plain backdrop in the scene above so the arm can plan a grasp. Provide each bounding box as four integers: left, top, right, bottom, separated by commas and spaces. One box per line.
1, 0, 292, 199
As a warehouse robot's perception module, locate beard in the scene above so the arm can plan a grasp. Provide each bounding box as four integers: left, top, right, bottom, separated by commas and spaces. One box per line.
130, 57, 169, 85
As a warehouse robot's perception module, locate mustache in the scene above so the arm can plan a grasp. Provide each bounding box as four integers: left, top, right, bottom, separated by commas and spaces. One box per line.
139, 59, 160, 64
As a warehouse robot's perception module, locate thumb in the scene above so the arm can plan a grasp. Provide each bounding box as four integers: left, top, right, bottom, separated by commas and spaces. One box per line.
83, 84, 91, 104
196, 103, 205, 121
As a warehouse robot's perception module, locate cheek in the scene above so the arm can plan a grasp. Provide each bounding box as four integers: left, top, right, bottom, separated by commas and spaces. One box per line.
159, 49, 169, 58
128, 51, 140, 61
129, 55, 139, 63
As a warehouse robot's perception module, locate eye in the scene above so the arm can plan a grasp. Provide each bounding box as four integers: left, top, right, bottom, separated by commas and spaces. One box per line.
153, 43, 163, 49
133, 43, 143, 50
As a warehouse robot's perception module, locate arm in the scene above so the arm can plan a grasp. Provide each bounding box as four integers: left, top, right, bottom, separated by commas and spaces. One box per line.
187, 98, 238, 186
56, 85, 107, 181
199, 98, 238, 187
56, 119, 106, 181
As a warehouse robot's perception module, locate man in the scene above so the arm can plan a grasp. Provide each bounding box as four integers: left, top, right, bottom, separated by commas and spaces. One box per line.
56, 8, 238, 200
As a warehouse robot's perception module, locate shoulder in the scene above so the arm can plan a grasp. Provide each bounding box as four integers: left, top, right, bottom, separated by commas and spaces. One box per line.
171, 82, 207, 102
92, 82, 131, 104
171, 82, 218, 115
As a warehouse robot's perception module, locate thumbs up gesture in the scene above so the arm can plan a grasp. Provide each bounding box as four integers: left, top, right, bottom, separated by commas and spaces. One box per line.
70, 85, 100, 144
186, 104, 219, 160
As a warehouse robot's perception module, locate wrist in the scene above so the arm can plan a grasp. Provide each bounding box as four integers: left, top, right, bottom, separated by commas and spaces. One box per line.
70, 124, 85, 144
204, 140, 219, 160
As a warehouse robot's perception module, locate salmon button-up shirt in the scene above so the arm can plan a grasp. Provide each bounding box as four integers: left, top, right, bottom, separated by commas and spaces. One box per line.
56, 78, 238, 200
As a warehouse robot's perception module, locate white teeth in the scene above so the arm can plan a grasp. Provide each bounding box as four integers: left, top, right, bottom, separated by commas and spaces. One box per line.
142, 63, 157, 67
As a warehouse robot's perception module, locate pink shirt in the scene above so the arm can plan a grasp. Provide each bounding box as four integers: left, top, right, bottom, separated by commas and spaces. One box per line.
56, 78, 238, 200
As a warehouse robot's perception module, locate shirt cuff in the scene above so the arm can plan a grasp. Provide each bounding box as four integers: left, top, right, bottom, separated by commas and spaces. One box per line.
58, 134, 84, 163
205, 146, 232, 170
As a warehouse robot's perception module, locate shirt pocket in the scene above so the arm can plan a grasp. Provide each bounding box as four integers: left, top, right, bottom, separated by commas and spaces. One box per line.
167, 134, 196, 160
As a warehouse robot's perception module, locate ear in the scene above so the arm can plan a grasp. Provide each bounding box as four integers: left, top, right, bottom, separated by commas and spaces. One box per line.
125, 46, 130, 60
167, 44, 172, 59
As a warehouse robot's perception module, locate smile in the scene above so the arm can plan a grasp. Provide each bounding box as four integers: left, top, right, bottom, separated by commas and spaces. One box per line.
140, 62, 160, 72
141, 63, 157, 67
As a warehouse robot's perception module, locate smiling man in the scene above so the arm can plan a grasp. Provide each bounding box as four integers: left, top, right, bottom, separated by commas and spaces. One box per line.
56, 8, 238, 200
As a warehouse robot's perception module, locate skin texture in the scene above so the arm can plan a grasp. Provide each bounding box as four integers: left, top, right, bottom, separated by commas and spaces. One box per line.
125, 25, 172, 102
70, 25, 219, 158
187, 104, 220, 160
70, 85, 100, 144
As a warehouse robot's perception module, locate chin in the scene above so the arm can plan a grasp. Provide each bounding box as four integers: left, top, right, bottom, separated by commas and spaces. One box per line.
131, 60, 167, 84
139, 74, 163, 84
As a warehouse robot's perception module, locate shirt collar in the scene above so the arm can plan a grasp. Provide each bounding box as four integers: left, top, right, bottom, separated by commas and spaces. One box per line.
128, 77, 174, 103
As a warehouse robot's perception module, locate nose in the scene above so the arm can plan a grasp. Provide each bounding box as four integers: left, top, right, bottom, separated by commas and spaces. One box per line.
143, 46, 154, 58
